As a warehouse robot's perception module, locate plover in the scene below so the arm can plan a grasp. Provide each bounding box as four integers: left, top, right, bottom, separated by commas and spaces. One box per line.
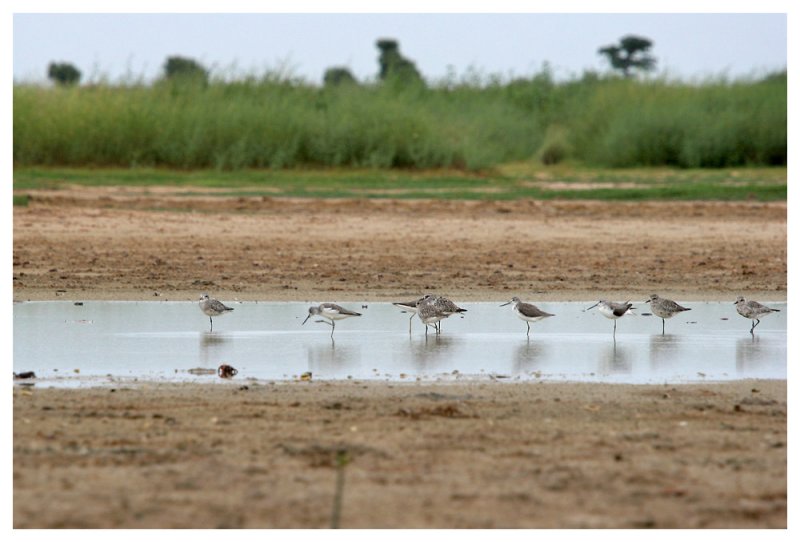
734, 296, 780, 335
415, 295, 447, 336
198, 293, 234, 332
645, 294, 691, 334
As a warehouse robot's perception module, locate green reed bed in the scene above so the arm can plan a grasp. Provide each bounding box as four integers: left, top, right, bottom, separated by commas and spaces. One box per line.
13, 71, 785, 171
13, 80, 540, 171
566, 76, 787, 168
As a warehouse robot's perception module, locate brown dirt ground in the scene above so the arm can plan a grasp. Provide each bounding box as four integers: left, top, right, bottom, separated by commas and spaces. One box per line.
12, 186, 786, 302
12, 187, 787, 528
14, 380, 786, 528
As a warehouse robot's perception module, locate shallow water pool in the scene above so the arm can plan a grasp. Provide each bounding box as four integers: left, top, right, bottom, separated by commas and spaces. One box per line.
13, 301, 786, 387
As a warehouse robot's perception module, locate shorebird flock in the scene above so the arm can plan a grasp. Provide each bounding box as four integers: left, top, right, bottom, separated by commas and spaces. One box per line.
199, 293, 780, 336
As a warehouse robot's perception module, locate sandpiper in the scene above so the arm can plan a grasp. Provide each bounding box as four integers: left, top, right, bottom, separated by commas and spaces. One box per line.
199, 293, 234, 332
302, 303, 362, 337
393, 297, 424, 333
500, 297, 554, 336
585, 300, 634, 335
734, 296, 780, 334
645, 294, 691, 334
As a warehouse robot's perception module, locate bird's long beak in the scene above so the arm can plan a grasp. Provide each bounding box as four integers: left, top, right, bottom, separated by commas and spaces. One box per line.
584, 302, 600, 311
644, 299, 651, 303
500, 301, 511, 307
301, 314, 311, 326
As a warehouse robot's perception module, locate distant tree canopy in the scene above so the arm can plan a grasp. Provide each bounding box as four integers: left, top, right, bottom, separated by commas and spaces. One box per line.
376, 39, 424, 85
598, 35, 657, 77
323, 67, 358, 87
47, 62, 81, 86
163, 56, 209, 85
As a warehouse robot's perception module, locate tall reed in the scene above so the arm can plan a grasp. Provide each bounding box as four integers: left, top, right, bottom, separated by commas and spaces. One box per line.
13, 71, 785, 170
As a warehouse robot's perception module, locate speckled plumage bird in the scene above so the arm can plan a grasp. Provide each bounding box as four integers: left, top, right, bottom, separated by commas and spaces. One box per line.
198, 293, 234, 332
734, 296, 779, 334
645, 294, 691, 334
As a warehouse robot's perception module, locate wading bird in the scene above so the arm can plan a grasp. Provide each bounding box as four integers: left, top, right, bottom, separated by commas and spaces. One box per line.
585, 300, 634, 336
645, 294, 691, 334
500, 297, 554, 336
734, 296, 780, 335
199, 293, 234, 332
302, 303, 362, 337
393, 297, 424, 334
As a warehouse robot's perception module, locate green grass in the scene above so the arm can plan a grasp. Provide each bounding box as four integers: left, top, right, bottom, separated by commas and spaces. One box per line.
13, 70, 786, 170
13, 165, 786, 202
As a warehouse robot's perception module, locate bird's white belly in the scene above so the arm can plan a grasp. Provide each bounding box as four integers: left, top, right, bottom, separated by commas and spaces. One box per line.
515, 310, 546, 323
320, 308, 350, 320
598, 305, 619, 319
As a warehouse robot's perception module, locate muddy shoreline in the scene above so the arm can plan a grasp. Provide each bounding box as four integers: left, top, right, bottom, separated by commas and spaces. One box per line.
13, 379, 787, 528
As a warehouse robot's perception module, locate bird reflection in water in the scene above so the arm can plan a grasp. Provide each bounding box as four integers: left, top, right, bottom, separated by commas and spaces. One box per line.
648, 333, 680, 371
409, 334, 456, 373
512, 340, 546, 376
199, 332, 232, 366
306, 342, 361, 377
598, 340, 632, 375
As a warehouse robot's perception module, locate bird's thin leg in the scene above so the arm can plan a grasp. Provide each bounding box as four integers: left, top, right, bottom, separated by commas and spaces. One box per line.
210, 317, 213, 332
662, 318, 665, 335
526, 322, 530, 336
408, 313, 414, 334
613, 320, 617, 334
330, 320, 336, 338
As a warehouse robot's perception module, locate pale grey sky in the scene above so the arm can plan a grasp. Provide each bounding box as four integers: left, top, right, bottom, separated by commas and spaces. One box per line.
12, 12, 787, 84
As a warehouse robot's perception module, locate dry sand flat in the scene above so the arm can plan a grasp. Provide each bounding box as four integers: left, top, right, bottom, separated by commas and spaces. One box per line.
13, 380, 786, 528
12, 188, 787, 302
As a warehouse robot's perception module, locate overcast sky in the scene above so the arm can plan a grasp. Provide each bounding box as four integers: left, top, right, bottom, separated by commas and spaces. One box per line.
12, 11, 787, 84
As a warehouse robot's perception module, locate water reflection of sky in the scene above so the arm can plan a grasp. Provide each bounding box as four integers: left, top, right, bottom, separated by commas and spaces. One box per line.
13, 301, 786, 386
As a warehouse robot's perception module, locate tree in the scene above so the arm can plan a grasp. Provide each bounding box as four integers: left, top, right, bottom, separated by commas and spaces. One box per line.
323, 67, 358, 87
163, 56, 209, 85
376, 39, 423, 85
47, 62, 81, 86
598, 35, 657, 77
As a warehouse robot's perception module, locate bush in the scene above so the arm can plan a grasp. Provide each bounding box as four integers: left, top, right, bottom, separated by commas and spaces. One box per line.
47, 62, 81, 86
536, 125, 572, 165
163, 56, 209, 85
323, 67, 358, 87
